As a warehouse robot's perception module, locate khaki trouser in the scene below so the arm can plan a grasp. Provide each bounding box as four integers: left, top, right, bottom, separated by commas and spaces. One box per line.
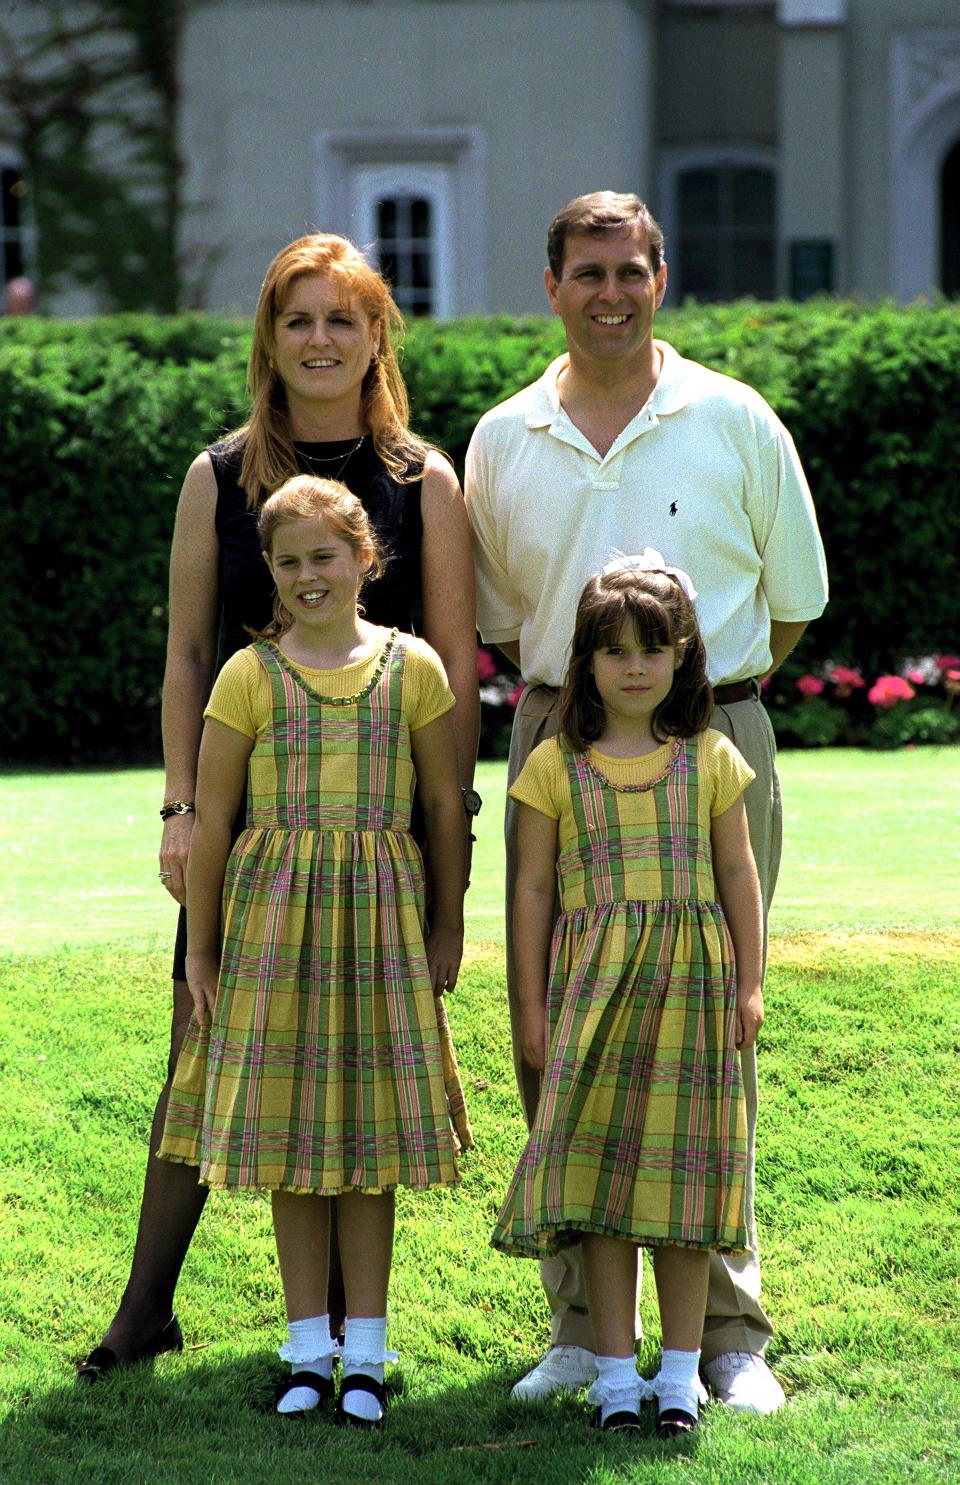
504, 684, 781, 1364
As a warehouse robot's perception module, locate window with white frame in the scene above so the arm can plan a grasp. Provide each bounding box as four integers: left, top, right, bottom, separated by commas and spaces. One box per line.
673, 162, 777, 301
353, 166, 450, 317
314, 129, 487, 319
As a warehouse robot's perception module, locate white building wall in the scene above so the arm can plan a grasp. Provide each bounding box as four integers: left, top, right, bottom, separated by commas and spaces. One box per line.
180, 0, 656, 316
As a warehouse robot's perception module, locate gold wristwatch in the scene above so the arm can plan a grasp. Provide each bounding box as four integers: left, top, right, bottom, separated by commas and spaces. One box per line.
160, 800, 195, 820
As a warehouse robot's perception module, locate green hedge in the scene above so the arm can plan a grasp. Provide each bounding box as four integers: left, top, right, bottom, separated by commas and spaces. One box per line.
1, 302, 957, 761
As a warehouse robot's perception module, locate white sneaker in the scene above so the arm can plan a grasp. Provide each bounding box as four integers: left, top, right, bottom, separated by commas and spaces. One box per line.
510, 1344, 598, 1401
701, 1351, 785, 1415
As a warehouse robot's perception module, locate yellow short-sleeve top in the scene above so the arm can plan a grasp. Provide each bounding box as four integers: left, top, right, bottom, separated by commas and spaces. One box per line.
510, 729, 755, 853
204, 629, 454, 741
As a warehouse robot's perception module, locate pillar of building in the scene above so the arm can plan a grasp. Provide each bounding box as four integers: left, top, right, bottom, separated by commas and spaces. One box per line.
777, 0, 847, 298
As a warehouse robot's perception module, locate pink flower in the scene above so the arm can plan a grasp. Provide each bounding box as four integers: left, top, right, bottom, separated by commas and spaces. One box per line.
476, 647, 498, 681
826, 668, 867, 689
936, 654, 960, 671
867, 675, 916, 708
905, 668, 926, 686
508, 683, 526, 709
944, 669, 960, 695
796, 674, 825, 698
828, 665, 865, 698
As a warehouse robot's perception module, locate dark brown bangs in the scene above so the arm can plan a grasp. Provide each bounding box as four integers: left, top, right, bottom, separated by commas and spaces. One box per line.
593, 590, 676, 652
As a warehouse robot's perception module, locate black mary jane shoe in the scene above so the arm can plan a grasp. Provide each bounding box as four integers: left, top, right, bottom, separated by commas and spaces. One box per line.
275, 1370, 335, 1418
77, 1314, 184, 1383
655, 1406, 698, 1440
336, 1373, 386, 1429
596, 1406, 644, 1434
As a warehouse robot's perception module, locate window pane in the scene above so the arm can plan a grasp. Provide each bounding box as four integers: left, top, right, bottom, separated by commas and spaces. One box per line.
374, 192, 434, 315
2, 167, 25, 280
377, 197, 397, 238
678, 170, 720, 229
677, 164, 776, 300
678, 239, 721, 299
410, 196, 431, 238
732, 237, 775, 298
732, 167, 775, 228
941, 139, 960, 297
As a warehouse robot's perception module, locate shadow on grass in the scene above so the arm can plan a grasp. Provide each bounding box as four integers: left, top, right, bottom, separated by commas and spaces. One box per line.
1, 1351, 702, 1485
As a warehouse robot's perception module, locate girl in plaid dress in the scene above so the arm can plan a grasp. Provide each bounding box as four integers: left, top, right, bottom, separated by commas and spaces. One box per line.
159, 475, 470, 1426
491, 559, 763, 1438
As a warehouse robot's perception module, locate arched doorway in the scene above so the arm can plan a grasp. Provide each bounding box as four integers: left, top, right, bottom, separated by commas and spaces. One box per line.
941, 139, 960, 296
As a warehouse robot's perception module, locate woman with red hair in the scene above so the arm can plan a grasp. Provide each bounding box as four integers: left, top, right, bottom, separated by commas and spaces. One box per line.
79, 234, 479, 1380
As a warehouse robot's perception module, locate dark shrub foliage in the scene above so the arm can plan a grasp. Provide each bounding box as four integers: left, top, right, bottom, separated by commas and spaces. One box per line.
1, 301, 957, 761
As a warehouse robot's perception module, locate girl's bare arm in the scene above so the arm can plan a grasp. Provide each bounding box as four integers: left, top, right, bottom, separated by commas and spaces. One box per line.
184, 717, 252, 1021
410, 710, 466, 994
513, 803, 558, 1071
420, 453, 480, 789
711, 795, 765, 1049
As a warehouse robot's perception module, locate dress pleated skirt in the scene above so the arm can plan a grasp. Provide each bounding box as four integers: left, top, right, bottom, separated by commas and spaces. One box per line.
491, 897, 748, 1256
160, 822, 471, 1193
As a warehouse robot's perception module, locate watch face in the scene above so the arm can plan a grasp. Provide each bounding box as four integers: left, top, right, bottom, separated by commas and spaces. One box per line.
461, 788, 482, 816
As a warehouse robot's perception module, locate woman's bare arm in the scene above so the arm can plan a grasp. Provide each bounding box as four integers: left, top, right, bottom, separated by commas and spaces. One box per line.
158, 452, 220, 905
419, 451, 480, 789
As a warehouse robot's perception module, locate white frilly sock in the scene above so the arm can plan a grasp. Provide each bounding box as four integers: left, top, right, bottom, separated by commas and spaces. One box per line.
586, 1353, 653, 1425
276, 1314, 336, 1415
340, 1315, 398, 1423
654, 1347, 706, 1417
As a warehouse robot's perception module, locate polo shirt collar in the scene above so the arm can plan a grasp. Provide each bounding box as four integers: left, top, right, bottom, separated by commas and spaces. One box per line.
523, 341, 694, 439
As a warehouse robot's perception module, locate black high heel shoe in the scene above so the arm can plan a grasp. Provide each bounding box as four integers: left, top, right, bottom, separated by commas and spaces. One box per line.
77, 1314, 184, 1382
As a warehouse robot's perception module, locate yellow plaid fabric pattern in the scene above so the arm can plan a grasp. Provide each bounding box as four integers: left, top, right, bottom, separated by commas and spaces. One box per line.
492, 736, 749, 1257
161, 633, 471, 1193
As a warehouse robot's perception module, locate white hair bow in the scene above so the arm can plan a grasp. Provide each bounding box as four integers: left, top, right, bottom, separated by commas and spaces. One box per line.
601, 547, 698, 603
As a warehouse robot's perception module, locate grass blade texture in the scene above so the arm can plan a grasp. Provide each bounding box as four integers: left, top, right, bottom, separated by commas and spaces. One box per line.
1, 752, 958, 1484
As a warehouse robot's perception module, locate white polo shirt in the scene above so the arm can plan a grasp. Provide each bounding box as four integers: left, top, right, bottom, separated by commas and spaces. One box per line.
466, 342, 828, 687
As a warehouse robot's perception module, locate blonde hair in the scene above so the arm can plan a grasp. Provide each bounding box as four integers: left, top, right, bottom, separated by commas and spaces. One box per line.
237, 233, 430, 506
255, 474, 385, 639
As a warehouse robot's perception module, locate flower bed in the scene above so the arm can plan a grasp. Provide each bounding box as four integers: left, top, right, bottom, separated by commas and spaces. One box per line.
477, 648, 960, 756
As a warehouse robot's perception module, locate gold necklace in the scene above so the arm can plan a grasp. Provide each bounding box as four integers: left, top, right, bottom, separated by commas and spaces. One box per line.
581, 735, 681, 793
295, 434, 366, 483
263, 630, 397, 707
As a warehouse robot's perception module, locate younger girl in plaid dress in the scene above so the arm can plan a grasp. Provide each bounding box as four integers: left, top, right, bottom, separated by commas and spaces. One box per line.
160, 475, 470, 1426
491, 558, 763, 1438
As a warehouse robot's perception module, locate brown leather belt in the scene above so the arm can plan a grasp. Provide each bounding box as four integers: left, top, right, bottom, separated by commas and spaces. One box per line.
713, 680, 757, 705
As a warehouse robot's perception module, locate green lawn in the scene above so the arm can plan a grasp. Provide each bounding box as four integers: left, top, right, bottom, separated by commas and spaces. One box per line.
4, 748, 959, 954
1, 751, 958, 1484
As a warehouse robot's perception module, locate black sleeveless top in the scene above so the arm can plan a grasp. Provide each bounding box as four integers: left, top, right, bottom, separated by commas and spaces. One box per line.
209, 434, 425, 662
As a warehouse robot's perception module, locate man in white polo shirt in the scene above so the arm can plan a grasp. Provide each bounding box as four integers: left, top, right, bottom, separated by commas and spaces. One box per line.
466, 191, 828, 1415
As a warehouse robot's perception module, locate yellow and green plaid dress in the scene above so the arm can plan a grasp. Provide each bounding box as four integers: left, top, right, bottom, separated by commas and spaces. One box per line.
160, 631, 471, 1193
491, 730, 750, 1257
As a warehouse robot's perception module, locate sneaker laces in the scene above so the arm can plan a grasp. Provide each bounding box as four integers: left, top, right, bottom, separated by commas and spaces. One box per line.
707, 1350, 757, 1376
534, 1345, 594, 1377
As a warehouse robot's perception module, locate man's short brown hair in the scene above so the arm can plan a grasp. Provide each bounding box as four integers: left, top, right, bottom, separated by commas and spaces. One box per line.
547, 191, 665, 279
